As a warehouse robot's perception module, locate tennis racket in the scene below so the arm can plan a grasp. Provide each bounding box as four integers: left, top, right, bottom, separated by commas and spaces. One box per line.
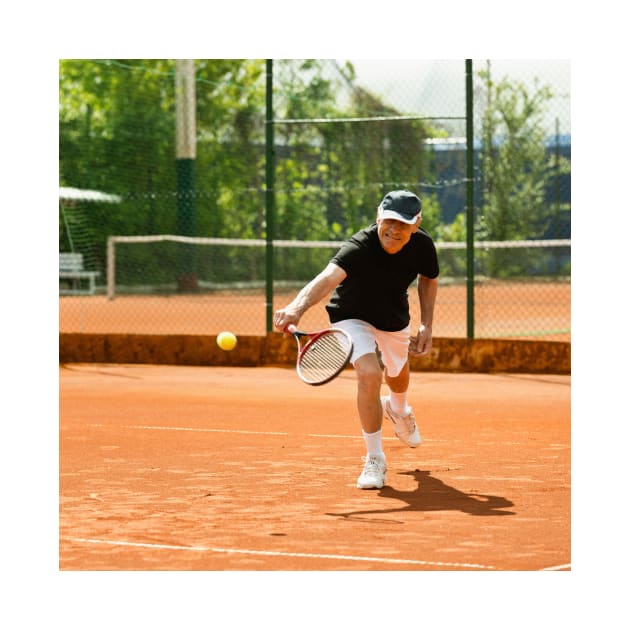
284, 324, 353, 386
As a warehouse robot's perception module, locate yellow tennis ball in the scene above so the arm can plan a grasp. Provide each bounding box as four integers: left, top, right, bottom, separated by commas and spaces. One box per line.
217, 331, 237, 351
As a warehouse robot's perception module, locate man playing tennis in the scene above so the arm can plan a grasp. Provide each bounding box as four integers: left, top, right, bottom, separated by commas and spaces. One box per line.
274, 190, 439, 489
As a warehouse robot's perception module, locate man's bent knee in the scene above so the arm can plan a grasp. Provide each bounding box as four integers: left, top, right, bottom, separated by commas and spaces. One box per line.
354, 353, 384, 390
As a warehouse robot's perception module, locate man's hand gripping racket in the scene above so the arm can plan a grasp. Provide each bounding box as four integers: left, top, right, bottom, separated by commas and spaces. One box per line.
284, 324, 353, 386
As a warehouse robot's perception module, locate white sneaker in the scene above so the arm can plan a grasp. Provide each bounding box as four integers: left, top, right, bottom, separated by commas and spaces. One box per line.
356, 455, 387, 489
381, 396, 421, 447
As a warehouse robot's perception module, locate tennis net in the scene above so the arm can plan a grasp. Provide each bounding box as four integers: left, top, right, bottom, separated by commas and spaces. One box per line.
106, 234, 570, 298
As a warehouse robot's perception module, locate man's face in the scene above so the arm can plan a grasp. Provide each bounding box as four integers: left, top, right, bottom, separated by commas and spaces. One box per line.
376, 216, 421, 254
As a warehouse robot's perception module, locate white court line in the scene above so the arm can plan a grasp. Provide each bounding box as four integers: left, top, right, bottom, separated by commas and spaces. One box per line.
64, 537, 497, 570
122, 425, 289, 436
308, 433, 397, 441
108, 424, 399, 441
541, 563, 571, 571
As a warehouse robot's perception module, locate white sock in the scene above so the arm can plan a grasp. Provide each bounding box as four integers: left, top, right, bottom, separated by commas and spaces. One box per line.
362, 429, 385, 460
389, 391, 411, 417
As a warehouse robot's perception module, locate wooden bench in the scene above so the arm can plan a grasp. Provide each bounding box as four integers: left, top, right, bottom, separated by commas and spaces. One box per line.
59, 252, 100, 295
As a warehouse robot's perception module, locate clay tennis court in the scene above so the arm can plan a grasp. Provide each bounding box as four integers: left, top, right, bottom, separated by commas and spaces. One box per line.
59, 362, 570, 571
59, 281, 570, 341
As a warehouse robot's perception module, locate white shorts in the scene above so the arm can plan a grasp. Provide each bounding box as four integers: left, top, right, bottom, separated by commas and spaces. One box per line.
332, 319, 410, 378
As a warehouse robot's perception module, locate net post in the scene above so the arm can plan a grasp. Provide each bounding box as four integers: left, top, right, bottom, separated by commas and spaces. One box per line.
465, 59, 475, 340
265, 59, 275, 333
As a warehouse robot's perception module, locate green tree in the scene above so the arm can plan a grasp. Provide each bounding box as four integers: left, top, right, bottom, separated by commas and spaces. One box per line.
59, 59, 446, 286
477, 65, 563, 276
270, 60, 433, 241
60, 59, 266, 275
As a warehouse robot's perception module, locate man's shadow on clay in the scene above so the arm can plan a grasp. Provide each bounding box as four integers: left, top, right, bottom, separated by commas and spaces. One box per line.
327, 469, 515, 522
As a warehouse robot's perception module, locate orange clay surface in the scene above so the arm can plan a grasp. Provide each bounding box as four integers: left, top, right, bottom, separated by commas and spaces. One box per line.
59, 363, 570, 571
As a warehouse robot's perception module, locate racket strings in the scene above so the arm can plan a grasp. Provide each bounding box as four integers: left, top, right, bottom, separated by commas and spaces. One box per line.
298, 331, 352, 384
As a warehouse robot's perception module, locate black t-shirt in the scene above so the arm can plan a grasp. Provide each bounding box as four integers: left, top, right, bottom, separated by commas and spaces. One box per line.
326, 223, 439, 331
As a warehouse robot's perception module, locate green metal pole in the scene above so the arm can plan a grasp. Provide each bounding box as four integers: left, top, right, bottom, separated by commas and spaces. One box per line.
465, 59, 475, 339
265, 59, 275, 333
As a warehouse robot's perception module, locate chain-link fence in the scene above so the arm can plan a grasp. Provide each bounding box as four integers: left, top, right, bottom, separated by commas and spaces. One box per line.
59, 59, 570, 341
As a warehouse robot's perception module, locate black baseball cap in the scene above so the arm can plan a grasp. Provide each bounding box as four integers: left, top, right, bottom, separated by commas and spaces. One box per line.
378, 190, 422, 224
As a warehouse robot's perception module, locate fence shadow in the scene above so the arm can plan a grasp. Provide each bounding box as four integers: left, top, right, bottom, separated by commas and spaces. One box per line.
327, 469, 515, 521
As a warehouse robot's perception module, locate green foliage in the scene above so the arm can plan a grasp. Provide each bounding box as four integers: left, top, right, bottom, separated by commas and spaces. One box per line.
59, 59, 568, 288
478, 71, 553, 239
475, 67, 562, 276
420, 194, 467, 278
60, 60, 434, 252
